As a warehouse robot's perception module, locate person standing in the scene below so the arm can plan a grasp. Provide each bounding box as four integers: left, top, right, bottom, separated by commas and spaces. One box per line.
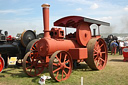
124, 40, 128, 47
119, 41, 124, 55
111, 40, 118, 55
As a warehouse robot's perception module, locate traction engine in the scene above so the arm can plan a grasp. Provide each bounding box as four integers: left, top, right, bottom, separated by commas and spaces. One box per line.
0, 30, 37, 73
23, 4, 110, 82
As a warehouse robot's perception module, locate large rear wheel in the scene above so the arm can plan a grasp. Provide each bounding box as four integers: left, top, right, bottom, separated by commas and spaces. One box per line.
86, 38, 108, 70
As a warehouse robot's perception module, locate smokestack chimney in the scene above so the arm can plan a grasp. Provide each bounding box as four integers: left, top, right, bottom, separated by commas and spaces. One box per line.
41, 4, 50, 38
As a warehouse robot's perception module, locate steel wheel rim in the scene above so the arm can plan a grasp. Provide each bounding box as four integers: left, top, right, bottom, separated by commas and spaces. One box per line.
23, 51, 44, 77
0, 56, 4, 72
49, 51, 73, 82
93, 38, 107, 70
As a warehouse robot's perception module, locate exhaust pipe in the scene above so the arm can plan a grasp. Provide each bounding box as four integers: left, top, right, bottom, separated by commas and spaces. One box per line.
93, 29, 96, 36
41, 4, 51, 38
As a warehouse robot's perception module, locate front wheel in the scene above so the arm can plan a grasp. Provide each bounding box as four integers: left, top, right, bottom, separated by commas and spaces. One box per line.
22, 51, 45, 77
49, 51, 73, 82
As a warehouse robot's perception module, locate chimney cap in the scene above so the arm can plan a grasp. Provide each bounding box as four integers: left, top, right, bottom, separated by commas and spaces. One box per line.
41, 4, 50, 8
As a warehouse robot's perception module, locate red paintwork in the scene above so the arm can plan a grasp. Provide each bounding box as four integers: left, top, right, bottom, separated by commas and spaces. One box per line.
54, 16, 84, 28
68, 48, 88, 60
42, 4, 51, 38
122, 47, 128, 61
0, 55, 4, 72
36, 38, 81, 57
76, 22, 91, 46
6, 35, 15, 41
37, 3, 107, 68
23, 3, 108, 81
50, 28, 64, 39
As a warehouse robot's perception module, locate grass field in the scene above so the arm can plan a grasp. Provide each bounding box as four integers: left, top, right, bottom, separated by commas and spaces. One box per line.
0, 53, 128, 85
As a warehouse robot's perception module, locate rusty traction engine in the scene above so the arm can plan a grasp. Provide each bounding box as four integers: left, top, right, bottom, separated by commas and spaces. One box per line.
23, 4, 110, 82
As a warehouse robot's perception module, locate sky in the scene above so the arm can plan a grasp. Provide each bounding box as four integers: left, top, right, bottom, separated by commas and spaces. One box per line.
0, 0, 128, 36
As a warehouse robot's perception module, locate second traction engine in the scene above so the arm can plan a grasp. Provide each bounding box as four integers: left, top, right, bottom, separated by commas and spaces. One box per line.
23, 3, 110, 82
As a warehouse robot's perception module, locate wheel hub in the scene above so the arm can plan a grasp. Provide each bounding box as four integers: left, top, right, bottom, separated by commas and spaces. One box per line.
60, 63, 65, 69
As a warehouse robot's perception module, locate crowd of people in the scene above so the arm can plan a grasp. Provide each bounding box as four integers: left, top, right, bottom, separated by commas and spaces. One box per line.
111, 40, 128, 55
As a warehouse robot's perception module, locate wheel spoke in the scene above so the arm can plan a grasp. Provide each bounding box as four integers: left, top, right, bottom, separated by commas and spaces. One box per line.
30, 68, 33, 73
53, 67, 61, 73
55, 56, 61, 63
65, 66, 70, 69
63, 70, 67, 77
94, 56, 98, 61
101, 52, 106, 54
98, 60, 103, 67
53, 63, 58, 67
94, 49, 98, 52
95, 45, 100, 50
93, 53, 97, 56
99, 44, 104, 48
99, 58, 105, 62
55, 71, 59, 79
32, 46, 36, 50
26, 65, 33, 69
26, 61, 31, 64
95, 59, 98, 66
95, 41, 99, 47
65, 59, 69, 64
64, 54, 67, 63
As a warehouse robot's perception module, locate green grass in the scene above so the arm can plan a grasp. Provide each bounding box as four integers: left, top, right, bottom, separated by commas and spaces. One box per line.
0, 54, 128, 85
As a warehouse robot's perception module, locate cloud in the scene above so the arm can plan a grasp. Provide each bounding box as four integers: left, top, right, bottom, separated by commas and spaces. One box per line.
90, 3, 99, 9
98, 16, 112, 21
124, 6, 128, 11
0, 10, 16, 14
0, 8, 33, 14
0, 18, 42, 36
58, 0, 92, 5
76, 8, 82, 11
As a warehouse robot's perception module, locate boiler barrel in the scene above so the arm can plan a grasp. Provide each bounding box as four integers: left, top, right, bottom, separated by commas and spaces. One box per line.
0, 43, 19, 54
36, 38, 81, 56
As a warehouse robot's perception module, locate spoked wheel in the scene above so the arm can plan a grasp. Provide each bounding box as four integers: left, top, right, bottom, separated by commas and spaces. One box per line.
0, 56, 4, 73
49, 51, 73, 82
25, 39, 39, 53
86, 38, 108, 70
23, 51, 45, 77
